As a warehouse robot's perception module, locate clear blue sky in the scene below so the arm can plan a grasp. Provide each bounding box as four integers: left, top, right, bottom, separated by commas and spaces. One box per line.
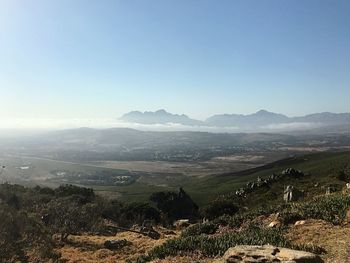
1, 0, 350, 121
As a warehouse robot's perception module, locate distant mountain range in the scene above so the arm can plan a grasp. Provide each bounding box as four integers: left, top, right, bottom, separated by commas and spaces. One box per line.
121, 109, 204, 126
121, 109, 350, 131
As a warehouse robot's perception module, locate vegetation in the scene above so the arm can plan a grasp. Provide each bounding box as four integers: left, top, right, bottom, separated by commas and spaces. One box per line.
181, 222, 218, 237
280, 194, 350, 225
1, 151, 350, 261
201, 199, 239, 220
0, 203, 59, 262
137, 193, 350, 262
150, 188, 199, 222
0, 183, 164, 261
139, 224, 321, 262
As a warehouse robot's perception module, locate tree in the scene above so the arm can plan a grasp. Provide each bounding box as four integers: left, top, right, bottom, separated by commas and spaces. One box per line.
150, 188, 199, 222
44, 197, 101, 241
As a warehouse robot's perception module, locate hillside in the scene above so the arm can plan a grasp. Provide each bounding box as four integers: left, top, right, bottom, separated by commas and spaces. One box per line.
1, 151, 350, 262
185, 151, 350, 206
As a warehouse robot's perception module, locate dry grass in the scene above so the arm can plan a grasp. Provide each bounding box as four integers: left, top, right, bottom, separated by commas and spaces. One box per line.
150, 256, 214, 263
56, 228, 179, 263
286, 219, 350, 263
56, 219, 350, 263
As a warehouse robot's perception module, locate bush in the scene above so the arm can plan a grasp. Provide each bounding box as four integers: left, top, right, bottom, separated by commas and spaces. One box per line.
145, 224, 293, 260
150, 188, 199, 221
55, 184, 95, 203
0, 203, 58, 262
280, 194, 350, 225
279, 211, 304, 225
337, 165, 350, 182
299, 194, 350, 224
201, 200, 239, 220
101, 200, 160, 227
122, 202, 160, 225
44, 197, 102, 241
181, 222, 218, 237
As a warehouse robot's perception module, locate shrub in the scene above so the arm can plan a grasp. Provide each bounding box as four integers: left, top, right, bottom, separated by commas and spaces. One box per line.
145, 224, 292, 260
44, 197, 102, 241
181, 222, 218, 237
150, 188, 199, 221
201, 199, 239, 220
121, 202, 160, 225
0, 203, 58, 262
299, 194, 350, 224
55, 184, 95, 203
279, 194, 350, 225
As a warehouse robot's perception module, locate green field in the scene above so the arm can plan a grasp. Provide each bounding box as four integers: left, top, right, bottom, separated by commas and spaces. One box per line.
84, 151, 350, 206
1, 151, 350, 207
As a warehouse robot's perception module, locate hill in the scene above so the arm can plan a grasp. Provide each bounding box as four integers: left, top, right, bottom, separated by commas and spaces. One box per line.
185, 151, 350, 206
1, 151, 350, 262
206, 110, 290, 128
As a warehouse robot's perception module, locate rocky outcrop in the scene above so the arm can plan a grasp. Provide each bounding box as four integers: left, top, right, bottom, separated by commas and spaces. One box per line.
214, 245, 323, 263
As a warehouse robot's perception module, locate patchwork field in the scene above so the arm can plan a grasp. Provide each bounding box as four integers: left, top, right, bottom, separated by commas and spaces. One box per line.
1, 150, 350, 206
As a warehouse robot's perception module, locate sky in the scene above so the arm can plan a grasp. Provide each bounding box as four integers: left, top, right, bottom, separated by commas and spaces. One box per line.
0, 0, 350, 128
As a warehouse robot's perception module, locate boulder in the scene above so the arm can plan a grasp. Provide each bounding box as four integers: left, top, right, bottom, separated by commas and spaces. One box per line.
284, 185, 303, 202
343, 209, 350, 225
268, 221, 280, 228
173, 219, 190, 229
295, 220, 306, 226
214, 245, 323, 263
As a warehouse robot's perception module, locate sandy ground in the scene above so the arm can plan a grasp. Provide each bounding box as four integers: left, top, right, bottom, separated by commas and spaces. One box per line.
287, 219, 350, 263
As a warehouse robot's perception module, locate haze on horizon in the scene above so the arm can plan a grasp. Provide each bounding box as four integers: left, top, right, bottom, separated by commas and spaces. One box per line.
1, 0, 350, 129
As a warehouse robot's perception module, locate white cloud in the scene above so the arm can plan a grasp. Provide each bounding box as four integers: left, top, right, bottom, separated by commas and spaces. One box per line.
261, 122, 323, 131
0, 118, 239, 133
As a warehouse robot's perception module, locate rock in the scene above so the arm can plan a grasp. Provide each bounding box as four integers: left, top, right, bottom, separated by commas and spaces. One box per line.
295, 220, 306, 226
284, 185, 303, 202
343, 209, 350, 225
214, 245, 323, 263
268, 221, 280, 228
163, 230, 176, 235
343, 184, 350, 196
174, 219, 190, 229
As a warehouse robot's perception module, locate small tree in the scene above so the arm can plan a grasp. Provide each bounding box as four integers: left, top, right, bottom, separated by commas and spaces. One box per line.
44, 197, 101, 241
150, 188, 199, 222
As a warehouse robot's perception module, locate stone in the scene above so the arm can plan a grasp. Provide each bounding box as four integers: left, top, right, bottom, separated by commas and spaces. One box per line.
268, 221, 280, 228
284, 185, 303, 202
173, 219, 190, 229
214, 245, 323, 263
343, 209, 350, 225
294, 220, 306, 226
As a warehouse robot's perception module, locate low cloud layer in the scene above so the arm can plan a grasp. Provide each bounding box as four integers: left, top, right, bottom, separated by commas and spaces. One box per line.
0, 118, 325, 135
261, 122, 323, 131
0, 118, 239, 133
